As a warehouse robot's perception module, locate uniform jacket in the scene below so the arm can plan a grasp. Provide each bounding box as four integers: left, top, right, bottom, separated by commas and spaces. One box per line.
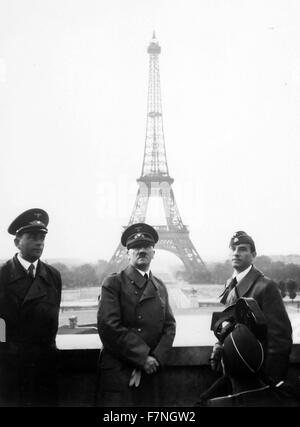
0, 254, 62, 346
0, 255, 62, 406
220, 266, 293, 382
96, 265, 176, 406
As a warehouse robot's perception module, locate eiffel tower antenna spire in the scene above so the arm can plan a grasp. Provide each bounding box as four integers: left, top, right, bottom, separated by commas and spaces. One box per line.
141, 32, 171, 180
105, 35, 210, 283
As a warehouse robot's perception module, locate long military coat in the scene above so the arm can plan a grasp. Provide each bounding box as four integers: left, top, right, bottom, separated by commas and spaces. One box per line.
0, 255, 62, 406
220, 266, 293, 382
97, 265, 176, 406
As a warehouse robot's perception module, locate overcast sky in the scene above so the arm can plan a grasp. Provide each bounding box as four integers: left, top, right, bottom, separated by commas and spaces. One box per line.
1, 0, 300, 267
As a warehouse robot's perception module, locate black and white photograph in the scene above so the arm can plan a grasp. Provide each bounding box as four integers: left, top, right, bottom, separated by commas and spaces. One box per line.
0, 0, 300, 413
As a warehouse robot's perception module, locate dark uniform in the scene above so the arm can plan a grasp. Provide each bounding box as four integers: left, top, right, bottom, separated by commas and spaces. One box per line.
219, 232, 292, 383
220, 266, 292, 381
0, 209, 62, 406
97, 223, 176, 407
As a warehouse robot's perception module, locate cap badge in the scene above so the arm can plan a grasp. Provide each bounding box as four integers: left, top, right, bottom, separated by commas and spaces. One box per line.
29, 220, 44, 226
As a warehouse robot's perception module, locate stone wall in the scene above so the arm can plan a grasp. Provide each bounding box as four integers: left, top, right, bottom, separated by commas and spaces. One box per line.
57, 344, 300, 407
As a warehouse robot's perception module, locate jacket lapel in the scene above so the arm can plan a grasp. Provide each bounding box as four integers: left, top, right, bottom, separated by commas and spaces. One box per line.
123, 266, 157, 302
149, 273, 159, 291
139, 272, 158, 303
219, 277, 233, 303
236, 266, 263, 297
124, 265, 147, 289
7, 255, 27, 283
23, 260, 48, 304
220, 266, 263, 304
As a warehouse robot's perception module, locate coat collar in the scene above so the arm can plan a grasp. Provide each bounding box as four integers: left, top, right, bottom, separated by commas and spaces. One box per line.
35, 259, 52, 284
123, 265, 159, 302
139, 277, 158, 303
124, 265, 148, 288
149, 273, 160, 291
6, 255, 52, 303
235, 265, 263, 297
7, 255, 28, 282
220, 265, 263, 304
16, 253, 38, 275
124, 265, 159, 290
7, 255, 51, 285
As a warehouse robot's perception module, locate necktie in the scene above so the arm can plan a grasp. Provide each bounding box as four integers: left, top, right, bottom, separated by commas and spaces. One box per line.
27, 264, 35, 280
226, 277, 239, 304
228, 276, 237, 292
144, 273, 148, 281
220, 276, 238, 305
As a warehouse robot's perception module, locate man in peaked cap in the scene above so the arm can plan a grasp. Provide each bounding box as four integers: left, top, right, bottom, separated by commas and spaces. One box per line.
0, 208, 62, 406
97, 223, 176, 407
210, 230, 292, 386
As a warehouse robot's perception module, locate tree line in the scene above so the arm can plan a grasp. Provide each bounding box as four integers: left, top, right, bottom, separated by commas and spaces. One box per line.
1, 255, 299, 294
51, 260, 108, 289
46, 255, 300, 295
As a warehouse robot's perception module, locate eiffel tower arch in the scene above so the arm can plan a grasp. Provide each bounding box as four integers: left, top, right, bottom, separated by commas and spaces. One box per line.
106, 34, 210, 283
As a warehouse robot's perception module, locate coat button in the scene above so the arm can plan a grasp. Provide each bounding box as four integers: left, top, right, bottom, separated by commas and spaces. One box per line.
134, 291, 138, 295
137, 328, 142, 332
137, 315, 142, 320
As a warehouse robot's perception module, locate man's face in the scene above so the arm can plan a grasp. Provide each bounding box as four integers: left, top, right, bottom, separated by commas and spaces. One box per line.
230, 243, 256, 273
127, 245, 155, 271
14, 231, 46, 262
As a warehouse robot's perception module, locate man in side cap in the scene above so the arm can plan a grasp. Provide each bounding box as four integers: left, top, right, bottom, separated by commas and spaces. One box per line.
0, 208, 62, 406
97, 223, 176, 407
210, 231, 292, 385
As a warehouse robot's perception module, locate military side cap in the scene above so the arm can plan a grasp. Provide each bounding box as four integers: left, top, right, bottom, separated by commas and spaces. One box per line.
121, 223, 159, 249
8, 208, 49, 236
223, 323, 264, 378
229, 230, 256, 252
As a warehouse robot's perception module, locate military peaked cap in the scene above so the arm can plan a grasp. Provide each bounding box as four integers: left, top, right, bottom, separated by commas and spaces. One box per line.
121, 223, 159, 249
8, 208, 49, 236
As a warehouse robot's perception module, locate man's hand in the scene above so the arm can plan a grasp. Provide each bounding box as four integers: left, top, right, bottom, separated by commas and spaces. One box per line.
143, 355, 160, 374
209, 342, 223, 372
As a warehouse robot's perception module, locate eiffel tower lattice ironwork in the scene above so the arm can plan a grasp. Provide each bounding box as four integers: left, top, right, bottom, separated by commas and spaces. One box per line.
106, 34, 210, 283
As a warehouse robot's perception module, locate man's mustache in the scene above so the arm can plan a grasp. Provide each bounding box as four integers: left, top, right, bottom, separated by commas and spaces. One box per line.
137, 252, 147, 257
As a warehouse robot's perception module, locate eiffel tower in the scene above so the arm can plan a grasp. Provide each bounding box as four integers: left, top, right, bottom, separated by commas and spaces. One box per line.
106, 34, 210, 283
